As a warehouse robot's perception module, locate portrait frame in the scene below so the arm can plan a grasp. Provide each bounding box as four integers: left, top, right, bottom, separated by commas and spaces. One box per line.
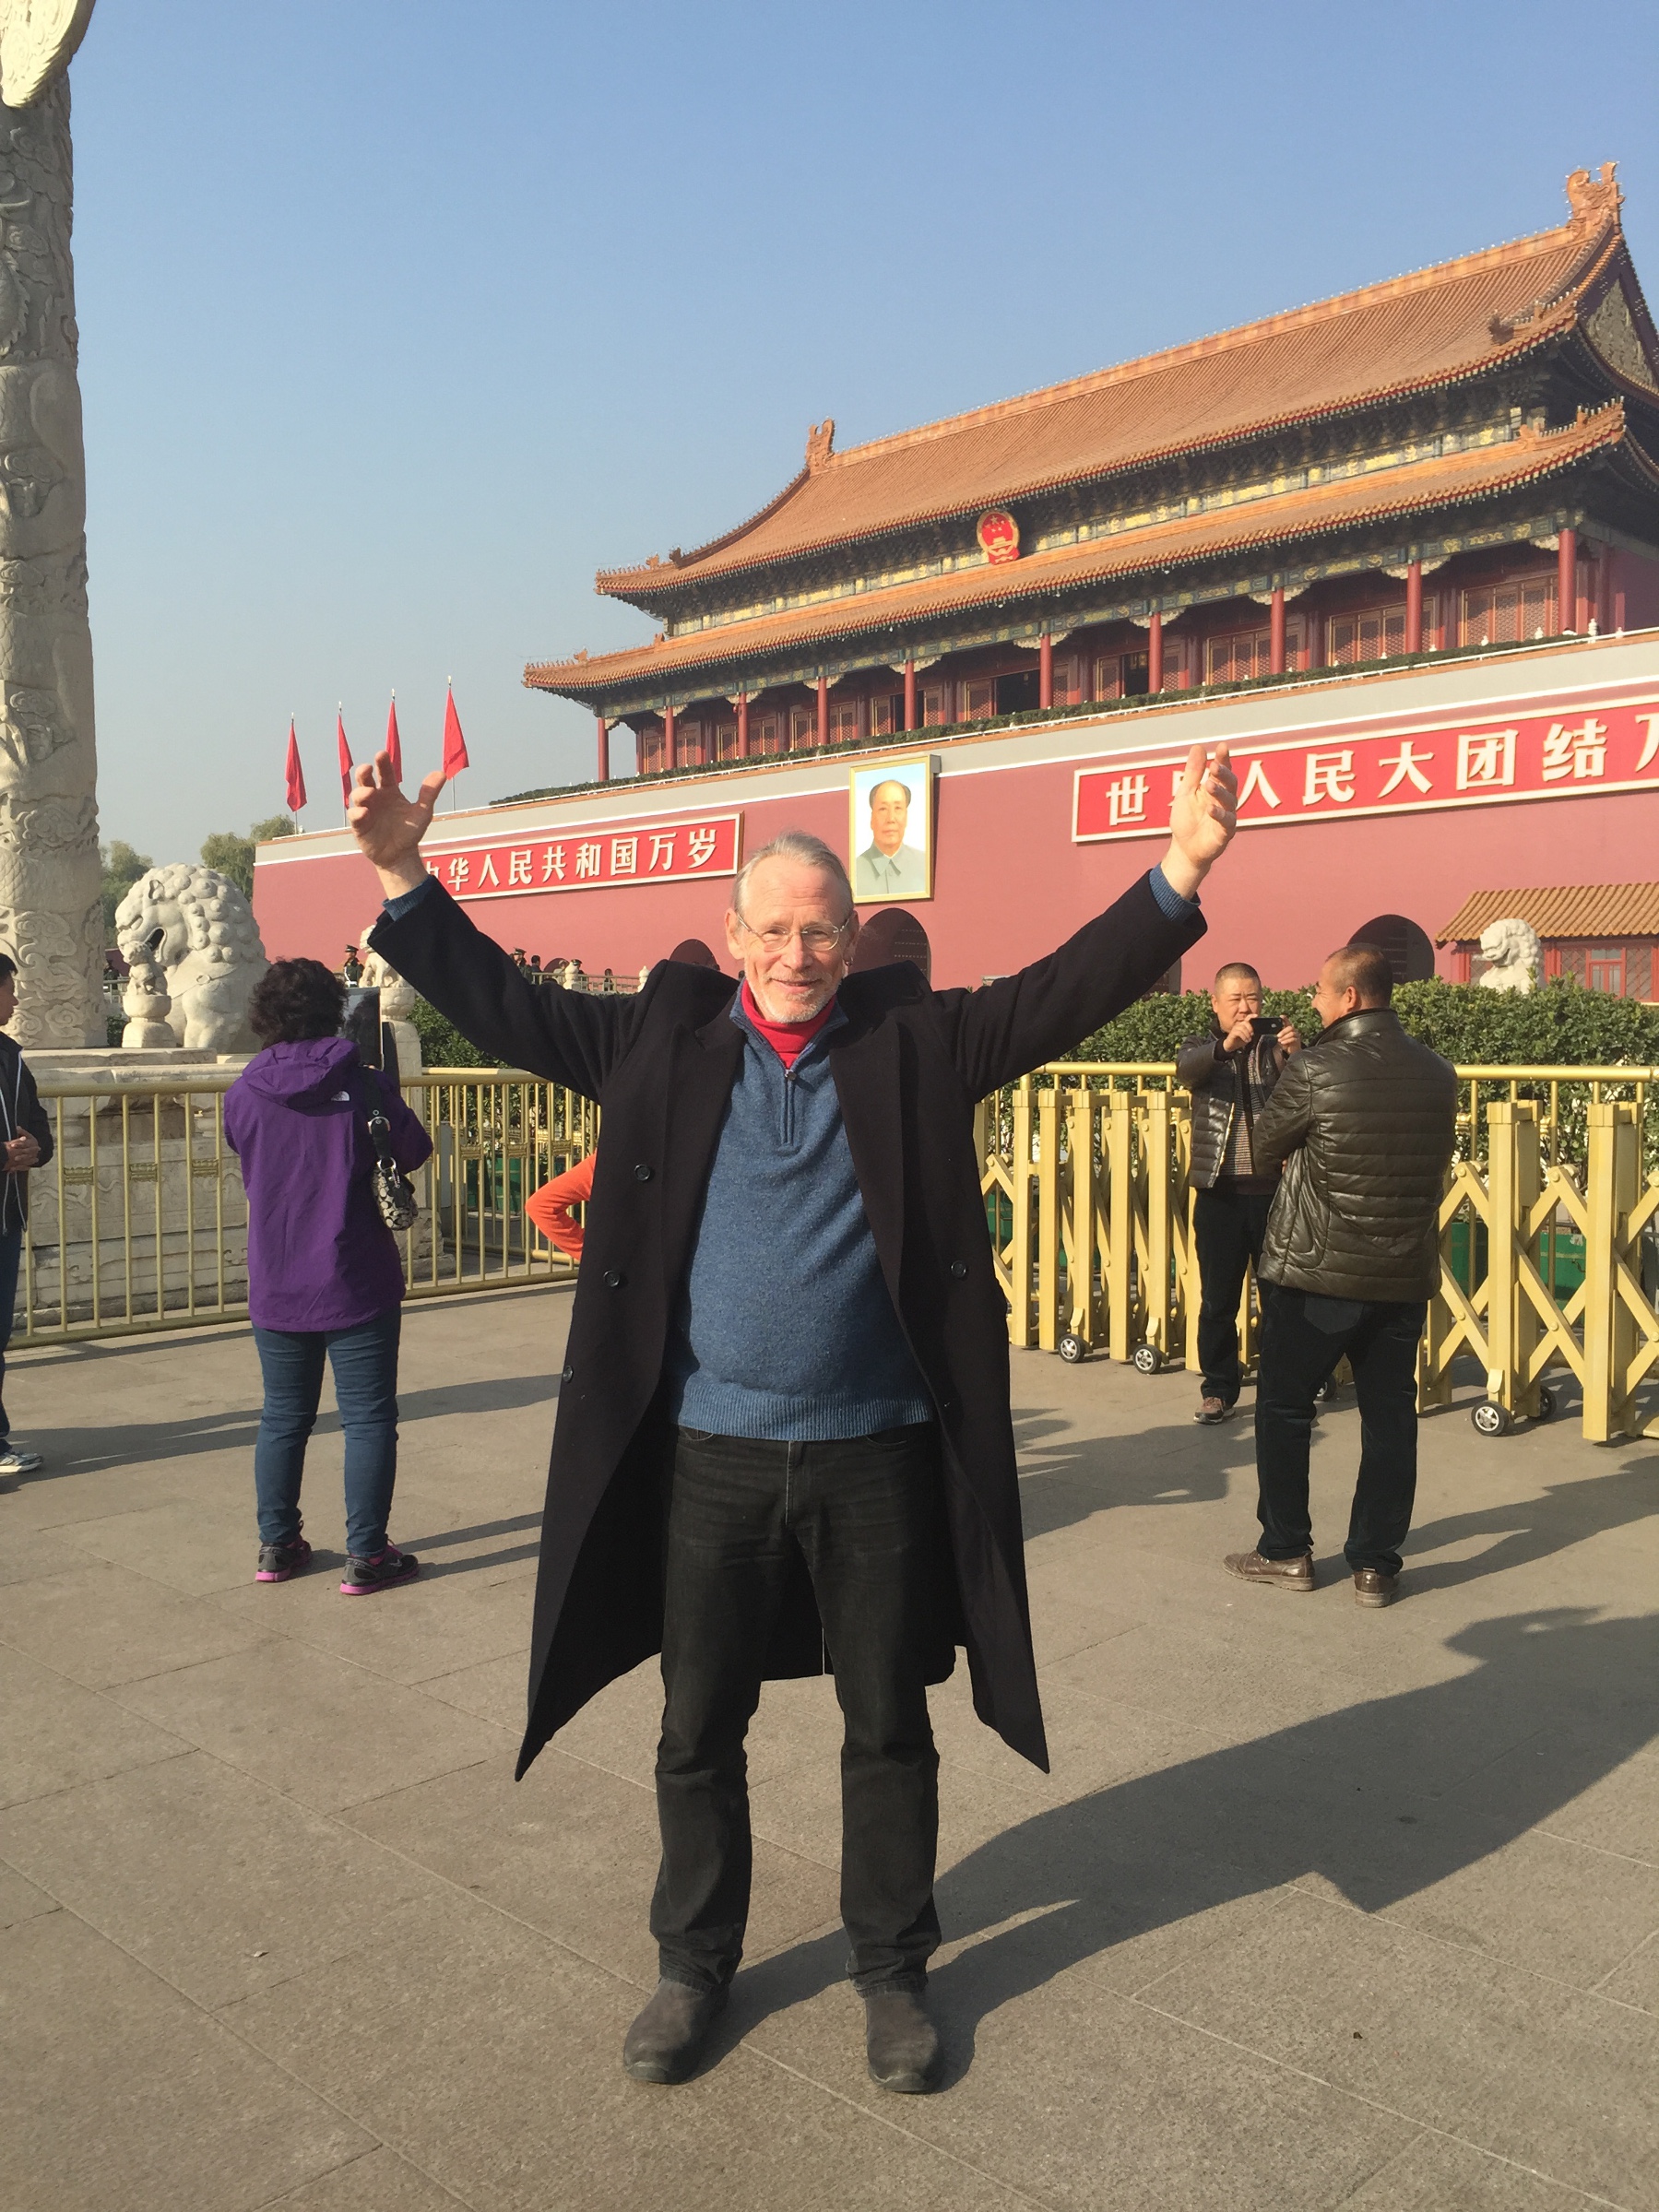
848, 755, 935, 905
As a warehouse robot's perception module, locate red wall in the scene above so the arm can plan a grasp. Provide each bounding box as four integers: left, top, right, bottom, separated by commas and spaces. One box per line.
253, 758, 1658, 997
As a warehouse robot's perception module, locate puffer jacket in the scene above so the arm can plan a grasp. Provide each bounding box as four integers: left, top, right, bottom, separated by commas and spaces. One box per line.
1176, 1026, 1286, 1188
0, 1031, 53, 1235
1250, 1007, 1456, 1301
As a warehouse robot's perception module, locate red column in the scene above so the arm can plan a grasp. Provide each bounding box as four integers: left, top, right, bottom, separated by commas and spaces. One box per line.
1038, 633, 1053, 709
1147, 612, 1164, 693
1558, 526, 1577, 633
737, 692, 750, 757
1268, 587, 1286, 675
662, 704, 677, 772
816, 673, 829, 748
595, 716, 610, 782
1596, 544, 1613, 633
904, 657, 917, 732
1404, 561, 1423, 655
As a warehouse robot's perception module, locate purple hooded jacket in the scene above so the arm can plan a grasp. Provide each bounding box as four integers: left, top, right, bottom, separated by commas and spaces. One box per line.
223, 1036, 433, 1332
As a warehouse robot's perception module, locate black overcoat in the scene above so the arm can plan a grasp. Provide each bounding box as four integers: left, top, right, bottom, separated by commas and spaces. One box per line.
372, 873, 1203, 1777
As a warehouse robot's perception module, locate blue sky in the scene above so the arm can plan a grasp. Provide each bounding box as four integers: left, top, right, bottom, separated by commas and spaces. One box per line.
74, 0, 1659, 859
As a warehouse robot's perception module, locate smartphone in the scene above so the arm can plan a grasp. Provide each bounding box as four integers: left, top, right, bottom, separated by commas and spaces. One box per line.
1250, 1014, 1284, 1036
342, 986, 383, 1069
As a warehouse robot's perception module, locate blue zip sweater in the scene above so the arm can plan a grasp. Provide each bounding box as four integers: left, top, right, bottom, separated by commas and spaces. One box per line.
666, 994, 932, 1440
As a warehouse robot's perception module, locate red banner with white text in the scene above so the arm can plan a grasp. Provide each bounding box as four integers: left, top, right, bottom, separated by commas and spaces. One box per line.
422, 811, 742, 900
1073, 693, 1659, 842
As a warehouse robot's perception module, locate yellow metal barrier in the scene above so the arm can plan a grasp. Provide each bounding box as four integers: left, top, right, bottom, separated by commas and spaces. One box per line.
17, 1056, 1659, 1444
18, 1063, 596, 1345
982, 1062, 1659, 1442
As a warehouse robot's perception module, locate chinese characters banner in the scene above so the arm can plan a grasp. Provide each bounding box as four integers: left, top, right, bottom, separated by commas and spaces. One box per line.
422, 812, 742, 899
1072, 696, 1659, 843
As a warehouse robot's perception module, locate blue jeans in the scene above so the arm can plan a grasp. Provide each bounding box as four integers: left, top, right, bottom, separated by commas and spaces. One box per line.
0, 1223, 20, 1439
252, 1307, 403, 1558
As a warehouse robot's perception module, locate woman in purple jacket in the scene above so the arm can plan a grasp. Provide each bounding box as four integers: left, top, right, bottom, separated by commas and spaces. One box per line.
224, 959, 433, 1594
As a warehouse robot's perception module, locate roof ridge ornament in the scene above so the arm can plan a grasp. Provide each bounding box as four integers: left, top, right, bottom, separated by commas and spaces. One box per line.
805, 420, 835, 473
1565, 162, 1620, 230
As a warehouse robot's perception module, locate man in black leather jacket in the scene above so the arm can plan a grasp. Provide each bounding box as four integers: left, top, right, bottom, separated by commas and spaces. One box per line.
1223, 943, 1455, 1608
1175, 964, 1300, 1423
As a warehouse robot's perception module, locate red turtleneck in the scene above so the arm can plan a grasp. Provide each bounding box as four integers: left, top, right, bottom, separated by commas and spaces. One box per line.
740, 979, 837, 1069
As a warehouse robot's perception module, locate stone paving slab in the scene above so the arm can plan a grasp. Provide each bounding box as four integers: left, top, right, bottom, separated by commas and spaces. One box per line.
1, 1283, 1655, 2211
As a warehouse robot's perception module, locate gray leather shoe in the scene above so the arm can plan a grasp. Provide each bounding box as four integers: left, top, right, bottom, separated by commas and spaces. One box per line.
1224, 1549, 1315, 1593
864, 1986, 942, 2094
622, 1978, 727, 2084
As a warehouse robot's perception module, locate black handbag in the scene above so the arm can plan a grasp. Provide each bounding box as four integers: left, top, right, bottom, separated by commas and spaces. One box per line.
357, 1071, 421, 1232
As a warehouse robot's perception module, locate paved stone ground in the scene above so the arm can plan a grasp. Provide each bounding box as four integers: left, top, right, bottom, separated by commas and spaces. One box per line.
2, 1284, 1655, 2212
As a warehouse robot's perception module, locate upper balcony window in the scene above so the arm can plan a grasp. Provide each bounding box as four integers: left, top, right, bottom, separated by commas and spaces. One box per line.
752, 713, 782, 756
1326, 604, 1418, 667
960, 680, 996, 722
678, 719, 706, 767
828, 699, 860, 744
1459, 577, 1555, 647
640, 726, 665, 775
1205, 618, 1306, 684
788, 705, 817, 751
921, 684, 949, 727
869, 692, 905, 736
716, 719, 740, 762
1051, 656, 1084, 706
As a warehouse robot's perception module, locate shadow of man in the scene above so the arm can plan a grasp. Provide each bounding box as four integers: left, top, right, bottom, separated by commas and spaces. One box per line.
731, 1608, 1658, 2077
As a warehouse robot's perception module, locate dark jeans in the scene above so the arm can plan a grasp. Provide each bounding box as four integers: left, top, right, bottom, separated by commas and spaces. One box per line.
0, 1223, 20, 1439
1193, 1183, 1275, 1404
1254, 1285, 1427, 1575
653, 1423, 944, 1995
252, 1307, 402, 1557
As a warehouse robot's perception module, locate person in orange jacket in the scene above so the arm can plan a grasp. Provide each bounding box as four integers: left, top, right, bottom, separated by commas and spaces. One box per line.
527, 1153, 594, 1261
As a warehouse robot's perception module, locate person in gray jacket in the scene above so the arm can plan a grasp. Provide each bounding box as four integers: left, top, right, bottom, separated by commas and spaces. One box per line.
1176, 964, 1300, 1423
1224, 943, 1456, 1608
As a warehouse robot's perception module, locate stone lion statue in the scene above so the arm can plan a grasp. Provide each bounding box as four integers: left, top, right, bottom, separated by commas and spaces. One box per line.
1476, 917, 1543, 994
113, 863, 269, 1051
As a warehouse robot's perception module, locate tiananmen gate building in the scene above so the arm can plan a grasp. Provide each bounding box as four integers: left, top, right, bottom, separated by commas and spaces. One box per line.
255, 164, 1659, 998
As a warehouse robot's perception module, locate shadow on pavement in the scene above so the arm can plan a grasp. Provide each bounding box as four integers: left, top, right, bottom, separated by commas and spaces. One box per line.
730, 1608, 1659, 2081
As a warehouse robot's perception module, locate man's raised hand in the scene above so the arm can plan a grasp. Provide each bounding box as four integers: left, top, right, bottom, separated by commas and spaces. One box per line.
348, 751, 448, 898
1161, 743, 1238, 902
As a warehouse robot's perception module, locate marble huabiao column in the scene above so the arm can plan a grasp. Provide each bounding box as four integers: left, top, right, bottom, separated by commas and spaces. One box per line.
0, 2, 103, 1045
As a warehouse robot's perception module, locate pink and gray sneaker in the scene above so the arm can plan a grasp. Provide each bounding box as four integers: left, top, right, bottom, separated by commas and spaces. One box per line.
256, 1532, 314, 1582
339, 1545, 420, 1596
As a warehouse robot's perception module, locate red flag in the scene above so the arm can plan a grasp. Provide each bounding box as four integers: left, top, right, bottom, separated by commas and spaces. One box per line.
284, 719, 307, 813
385, 695, 403, 783
442, 684, 469, 777
337, 711, 352, 806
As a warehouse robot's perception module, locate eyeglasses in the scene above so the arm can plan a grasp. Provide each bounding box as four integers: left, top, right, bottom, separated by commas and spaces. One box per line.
736, 917, 852, 953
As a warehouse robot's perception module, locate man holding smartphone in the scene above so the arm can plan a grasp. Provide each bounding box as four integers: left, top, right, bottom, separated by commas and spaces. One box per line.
1176, 964, 1300, 1423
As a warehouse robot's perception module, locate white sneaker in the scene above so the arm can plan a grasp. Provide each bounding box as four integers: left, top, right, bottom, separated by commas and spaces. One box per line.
0, 1444, 42, 1476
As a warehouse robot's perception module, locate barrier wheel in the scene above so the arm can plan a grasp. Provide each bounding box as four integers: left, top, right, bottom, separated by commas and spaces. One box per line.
1471, 1400, 1511, 1437
1057, 1332, 1088, 1365
1535, 1386, 1557, 1422
1132, 1344, 1164, 1376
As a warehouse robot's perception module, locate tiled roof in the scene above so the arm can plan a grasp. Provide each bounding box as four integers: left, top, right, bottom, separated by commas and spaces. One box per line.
1440, 884, 1659, 943
528, 404, 1642, 698
598, 170, 1645, 597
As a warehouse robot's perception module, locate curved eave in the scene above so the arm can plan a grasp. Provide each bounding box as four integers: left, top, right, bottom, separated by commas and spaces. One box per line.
594, 319, 1583, 610
528, 409, 1640, 703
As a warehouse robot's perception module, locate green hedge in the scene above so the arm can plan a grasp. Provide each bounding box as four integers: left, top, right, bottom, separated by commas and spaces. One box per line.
1076, 976, 1659, 1069
409, 999, 492, 1070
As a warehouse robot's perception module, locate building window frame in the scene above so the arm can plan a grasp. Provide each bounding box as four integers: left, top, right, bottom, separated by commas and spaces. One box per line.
1203, 615, 1307, 685
1588, 947, 1627, 997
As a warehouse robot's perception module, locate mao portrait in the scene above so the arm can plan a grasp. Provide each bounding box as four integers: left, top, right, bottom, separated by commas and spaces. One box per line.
850, 758, 934, 904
